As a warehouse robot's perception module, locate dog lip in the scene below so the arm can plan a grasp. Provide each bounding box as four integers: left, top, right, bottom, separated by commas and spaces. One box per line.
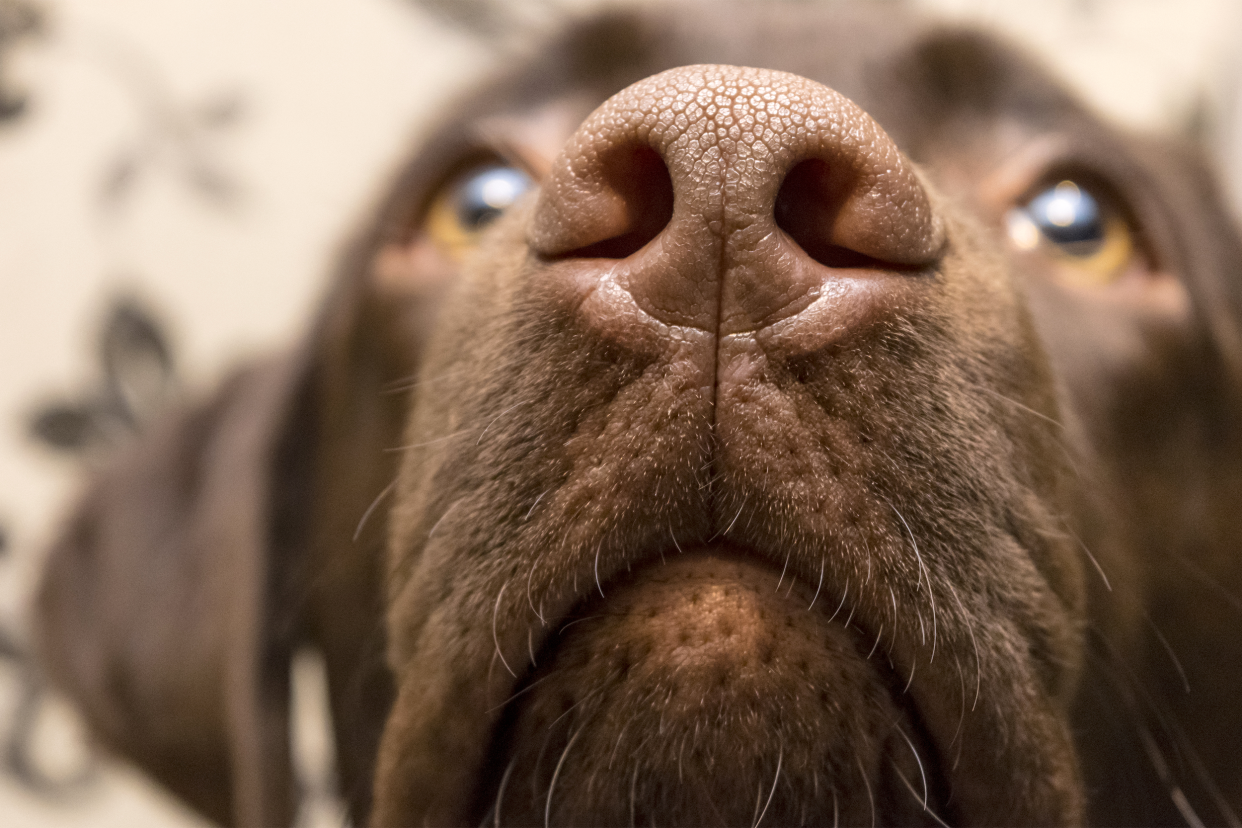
476, 544, 956, 825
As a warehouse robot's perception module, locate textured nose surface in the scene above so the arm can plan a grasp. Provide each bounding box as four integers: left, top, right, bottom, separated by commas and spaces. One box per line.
529, 64, 944, 336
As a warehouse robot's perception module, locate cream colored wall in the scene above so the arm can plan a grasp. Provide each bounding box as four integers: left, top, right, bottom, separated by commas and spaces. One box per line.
1, 1, 1240, 825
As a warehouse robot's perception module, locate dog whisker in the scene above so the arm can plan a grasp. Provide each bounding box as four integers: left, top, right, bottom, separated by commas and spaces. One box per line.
523, 490, 548, 521
892, 763, 952, 828
544, 726, 584, 828
894, 724, 929, 810
628, 763, 640, 828
593, 540, 605, 599
1084, 628, 1234, 825
1137, 725, 1209, 828
493, 582, 517, 678
752, 744, 782, 828
946, 582, 982, 712
487, 673, 555, 714
427, 498, 463, 539
388, 428, 471, 451
887, 499, 938, 661
478, 399, 534, 446
384, 366, 473, 395
353, 478, 397, 543
607, 718, 633, 772
776, 551, 790, 592
1175, 555, 1242, 616
1060, 519, 1112, 592
856, 755, 876, 828
1143, 612, 1190, 695
949, 654, 967, 752
808, 554, 825, 610
1172, 721, 1242, 828
719, 498, 747, 539
490, 756, 518, 828
525, 563, 546, 626
977, 386, 1064, 431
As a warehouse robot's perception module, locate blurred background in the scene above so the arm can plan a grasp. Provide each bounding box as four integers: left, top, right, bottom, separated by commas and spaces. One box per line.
2, 0, 1242, 825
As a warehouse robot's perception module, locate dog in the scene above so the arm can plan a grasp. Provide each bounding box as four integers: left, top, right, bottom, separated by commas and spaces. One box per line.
32, 2, 1242, 825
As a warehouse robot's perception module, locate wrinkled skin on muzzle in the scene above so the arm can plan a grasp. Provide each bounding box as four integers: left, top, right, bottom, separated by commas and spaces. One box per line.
376, 63, 1083, 827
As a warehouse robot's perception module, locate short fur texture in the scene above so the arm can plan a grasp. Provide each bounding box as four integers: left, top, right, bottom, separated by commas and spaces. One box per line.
35, 3, 1242, 826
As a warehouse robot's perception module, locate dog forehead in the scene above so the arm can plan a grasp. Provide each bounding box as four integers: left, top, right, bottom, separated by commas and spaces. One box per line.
456, 2, 1087, 160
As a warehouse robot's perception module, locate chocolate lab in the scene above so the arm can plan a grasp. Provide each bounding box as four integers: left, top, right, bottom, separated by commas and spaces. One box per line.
33, 2, 1242, 826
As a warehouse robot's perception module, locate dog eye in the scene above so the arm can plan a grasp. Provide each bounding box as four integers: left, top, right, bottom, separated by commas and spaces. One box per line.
1005, 180, 1135, 285
425, 164, 534, 256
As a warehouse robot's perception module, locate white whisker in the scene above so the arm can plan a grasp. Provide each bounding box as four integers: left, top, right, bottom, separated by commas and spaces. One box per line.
947, 582, 981, 711
753, 745, 782, 828
524, 489, 548, 521
856, 756, 876, 828
809, 555, 825, 610
828, 579, 849, 624
887, 499, 938, 661
892, 765, 951, 828
493, 582, 516, 678
388, 428, 470, 452
545, 727, 585, 828
428, 498, 463, 540
594, 541, 605, 599
478, 400, 531, 446
353, 478, 396, 542
526, 564, 545, 626
895, 725, 929, 808
492, 757, 518, 828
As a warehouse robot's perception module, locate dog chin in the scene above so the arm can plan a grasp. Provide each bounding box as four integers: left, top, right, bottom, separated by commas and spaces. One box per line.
479, 547, 947, 826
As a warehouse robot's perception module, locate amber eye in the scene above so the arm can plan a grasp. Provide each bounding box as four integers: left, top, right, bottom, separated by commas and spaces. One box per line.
1005, 179, 1135, 285
425, 164, 534, 257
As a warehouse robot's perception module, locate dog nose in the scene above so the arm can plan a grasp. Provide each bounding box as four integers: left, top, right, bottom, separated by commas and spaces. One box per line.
529, 64, 944, 338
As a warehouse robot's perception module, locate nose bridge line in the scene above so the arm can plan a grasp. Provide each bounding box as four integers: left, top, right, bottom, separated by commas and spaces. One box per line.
694, 80, 766, 514
709, 95, 739, 435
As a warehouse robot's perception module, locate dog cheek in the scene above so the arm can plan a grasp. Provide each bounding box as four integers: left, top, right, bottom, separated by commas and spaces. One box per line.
939, 215, 1089, 700
384, 210, 538, 667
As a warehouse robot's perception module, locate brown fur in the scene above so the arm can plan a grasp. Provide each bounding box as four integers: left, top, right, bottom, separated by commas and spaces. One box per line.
34, 4, 1242, 826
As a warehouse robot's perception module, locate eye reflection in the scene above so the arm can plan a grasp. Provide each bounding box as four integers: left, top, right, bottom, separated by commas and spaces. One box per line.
425, 163, 535, 258
454, 166, 534, 230
1009, 181, 1104, 251
1005, 178, 1135, 284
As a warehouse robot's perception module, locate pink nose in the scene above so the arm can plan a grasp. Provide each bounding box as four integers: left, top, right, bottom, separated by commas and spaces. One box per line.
529, 64, 943, 337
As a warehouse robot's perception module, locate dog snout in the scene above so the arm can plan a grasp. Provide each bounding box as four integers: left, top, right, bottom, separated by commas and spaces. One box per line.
529, 64, 944, 341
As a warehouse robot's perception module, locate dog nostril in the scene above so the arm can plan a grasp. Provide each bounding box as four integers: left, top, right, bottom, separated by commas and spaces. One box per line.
775, 159, 895, 270
557, 145, 674, 260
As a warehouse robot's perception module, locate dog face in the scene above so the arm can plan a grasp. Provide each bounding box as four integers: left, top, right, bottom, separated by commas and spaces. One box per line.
35, 3, 1242, 827
356, 6, 1242, 826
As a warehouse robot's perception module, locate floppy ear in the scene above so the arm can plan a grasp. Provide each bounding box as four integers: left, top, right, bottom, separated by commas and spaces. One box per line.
36, 349, 313, 826
37, 28, 552, 821
1124, 135, 1242, 381
35, 257, 454, 825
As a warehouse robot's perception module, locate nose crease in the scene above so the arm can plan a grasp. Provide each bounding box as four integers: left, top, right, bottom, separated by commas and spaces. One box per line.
529, 63, 944, 338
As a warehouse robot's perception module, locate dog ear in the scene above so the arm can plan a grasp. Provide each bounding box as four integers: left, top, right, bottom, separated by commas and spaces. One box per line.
1141, 139, 1242, 381
33, 256, 443, 825
35, 346, 315, 825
